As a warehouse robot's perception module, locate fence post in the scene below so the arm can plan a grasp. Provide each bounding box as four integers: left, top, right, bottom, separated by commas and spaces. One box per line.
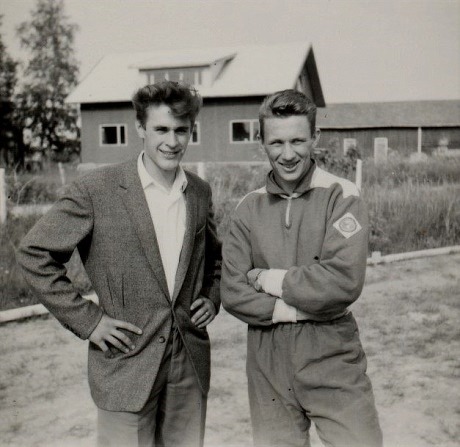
355, 159, 362, 191
197, 162, 206, 181
58, 162, 66, 185
0, 168, 6, 224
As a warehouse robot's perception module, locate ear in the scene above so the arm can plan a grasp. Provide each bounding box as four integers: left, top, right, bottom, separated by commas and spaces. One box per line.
135, 120, 145, 139
312, 127, 321, 147
258, 137, 267, 156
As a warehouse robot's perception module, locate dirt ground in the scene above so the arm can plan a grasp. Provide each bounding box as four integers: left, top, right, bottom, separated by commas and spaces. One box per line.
1, 253, 459, 447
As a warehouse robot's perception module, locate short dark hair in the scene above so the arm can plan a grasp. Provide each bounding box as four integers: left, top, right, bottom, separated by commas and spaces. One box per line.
258, 89, 317, 140
132, 80, 203, 128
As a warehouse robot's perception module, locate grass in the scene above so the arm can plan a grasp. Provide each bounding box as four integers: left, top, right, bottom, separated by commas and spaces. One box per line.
1, 158, 460, 311
0, 214, 92, 311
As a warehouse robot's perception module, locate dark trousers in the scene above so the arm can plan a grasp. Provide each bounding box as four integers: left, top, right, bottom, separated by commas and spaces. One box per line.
97, 326, 207, 447
247, 313, 383, 447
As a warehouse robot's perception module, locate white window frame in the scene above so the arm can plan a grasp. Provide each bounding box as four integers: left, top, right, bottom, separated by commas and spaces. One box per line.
99, 124, 128, 147
229, 119, 259, 144
189, 122, 201, 145
343, 138, 357, 155
194, 70, 201, 86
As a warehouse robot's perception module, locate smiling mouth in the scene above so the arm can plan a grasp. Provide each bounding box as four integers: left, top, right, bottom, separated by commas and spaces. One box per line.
279, 160, 300, 171
159, 148, 181, 157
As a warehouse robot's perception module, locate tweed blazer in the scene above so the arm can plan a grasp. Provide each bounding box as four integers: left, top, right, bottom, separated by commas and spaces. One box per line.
17, 159, 221, 412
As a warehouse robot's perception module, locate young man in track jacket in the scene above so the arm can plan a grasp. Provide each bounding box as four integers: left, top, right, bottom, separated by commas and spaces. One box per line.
17, 81, 221, 447
221, 89, 382, 447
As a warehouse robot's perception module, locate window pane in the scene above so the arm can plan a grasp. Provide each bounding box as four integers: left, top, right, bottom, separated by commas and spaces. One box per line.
168, 71, 180, 82
232, 122, 251, 142
102, 126, 118, 145
120, 126, 126, 144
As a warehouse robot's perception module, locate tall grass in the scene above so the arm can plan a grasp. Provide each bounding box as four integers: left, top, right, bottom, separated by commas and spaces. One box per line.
1, 158, 459, 310
365, 182, 460, 254
362, 157, 460, 187
0, 214, 92, 311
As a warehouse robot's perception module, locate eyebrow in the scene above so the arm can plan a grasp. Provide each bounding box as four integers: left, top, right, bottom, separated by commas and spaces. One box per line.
153, 125, 190, 131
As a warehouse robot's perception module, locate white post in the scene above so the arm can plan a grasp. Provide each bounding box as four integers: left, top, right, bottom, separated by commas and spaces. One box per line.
355, 159, 362, 191
58, 162, 66, 185
0, 168, 7, 224
417, 127, 422, 155
197, 162, 206, 180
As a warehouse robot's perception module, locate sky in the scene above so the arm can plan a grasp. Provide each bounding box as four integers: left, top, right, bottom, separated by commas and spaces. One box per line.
1, 0, 459, 104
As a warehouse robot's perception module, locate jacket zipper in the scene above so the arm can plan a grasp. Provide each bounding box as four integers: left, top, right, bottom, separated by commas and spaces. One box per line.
280, 192, 300, 228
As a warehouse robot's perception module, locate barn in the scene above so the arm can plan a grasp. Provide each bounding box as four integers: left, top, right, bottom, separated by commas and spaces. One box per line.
66, 42, 325, 165
316, 101, 460, 161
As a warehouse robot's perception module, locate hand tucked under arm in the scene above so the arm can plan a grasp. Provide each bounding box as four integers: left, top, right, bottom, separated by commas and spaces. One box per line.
247, 268, 287, 297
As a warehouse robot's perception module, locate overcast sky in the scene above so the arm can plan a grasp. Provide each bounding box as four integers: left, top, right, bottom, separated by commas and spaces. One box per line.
1, 0, 459, 103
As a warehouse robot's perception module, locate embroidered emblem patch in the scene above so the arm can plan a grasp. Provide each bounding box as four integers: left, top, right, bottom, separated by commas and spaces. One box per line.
333, 212, 362, 239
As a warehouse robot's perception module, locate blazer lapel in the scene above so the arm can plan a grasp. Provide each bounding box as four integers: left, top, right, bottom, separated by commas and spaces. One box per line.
118, 161, 170, 300
172, 178, 198, 302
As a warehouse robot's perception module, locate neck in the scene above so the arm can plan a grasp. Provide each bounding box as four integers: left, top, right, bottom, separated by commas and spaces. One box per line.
143, 153, 176, 190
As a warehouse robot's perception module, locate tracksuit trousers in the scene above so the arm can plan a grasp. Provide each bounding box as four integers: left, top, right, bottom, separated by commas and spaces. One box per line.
247, 313, 383, 447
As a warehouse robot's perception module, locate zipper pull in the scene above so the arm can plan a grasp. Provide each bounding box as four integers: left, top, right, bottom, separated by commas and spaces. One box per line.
285, 197, 292, 229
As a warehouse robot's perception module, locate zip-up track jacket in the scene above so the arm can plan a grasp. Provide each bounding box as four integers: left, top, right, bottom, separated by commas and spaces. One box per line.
221, 162, 369, 326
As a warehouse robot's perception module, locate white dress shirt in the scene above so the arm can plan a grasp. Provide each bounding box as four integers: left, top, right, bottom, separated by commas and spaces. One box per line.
137, 152, 187, 297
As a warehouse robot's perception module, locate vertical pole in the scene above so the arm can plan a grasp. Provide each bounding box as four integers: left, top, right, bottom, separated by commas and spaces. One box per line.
58, 162, 66, 185
355, 159, 362, 191
197, 162, 206, 181
0, 168, 7, 224
417, 127, 422, 155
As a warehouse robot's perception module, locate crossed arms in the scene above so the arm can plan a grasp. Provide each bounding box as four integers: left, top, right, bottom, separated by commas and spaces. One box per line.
220, 192, 369, 326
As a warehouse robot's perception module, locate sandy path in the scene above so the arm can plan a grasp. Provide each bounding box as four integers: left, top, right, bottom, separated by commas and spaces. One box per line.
1, 253, 459, 447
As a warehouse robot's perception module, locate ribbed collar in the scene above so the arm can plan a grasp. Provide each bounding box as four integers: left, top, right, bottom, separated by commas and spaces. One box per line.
266, 159, 317, 197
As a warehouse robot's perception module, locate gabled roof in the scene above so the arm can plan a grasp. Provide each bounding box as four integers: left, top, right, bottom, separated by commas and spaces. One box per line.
66, 41, 324, 105
317, 101, 460, 128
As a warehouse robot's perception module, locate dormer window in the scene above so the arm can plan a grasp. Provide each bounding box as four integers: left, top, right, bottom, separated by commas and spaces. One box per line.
144, 67, 205, 87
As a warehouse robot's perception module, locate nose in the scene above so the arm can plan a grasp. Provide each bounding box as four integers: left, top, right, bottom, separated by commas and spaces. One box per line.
165, 130, 178, 148
281, 142, 296, 160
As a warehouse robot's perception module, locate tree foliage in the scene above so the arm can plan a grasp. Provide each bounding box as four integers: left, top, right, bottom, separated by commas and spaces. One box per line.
16, 0, 80, 163
0, 16, 20, 167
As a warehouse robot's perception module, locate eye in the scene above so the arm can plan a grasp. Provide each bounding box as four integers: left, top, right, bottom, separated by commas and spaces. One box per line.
154, 127, 167, 134
292, 139, 306, 145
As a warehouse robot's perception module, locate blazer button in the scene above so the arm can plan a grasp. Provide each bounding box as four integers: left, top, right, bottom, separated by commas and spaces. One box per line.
158, 336, 166, 343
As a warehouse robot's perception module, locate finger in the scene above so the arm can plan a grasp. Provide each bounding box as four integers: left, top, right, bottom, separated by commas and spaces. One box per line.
193, 308, 213, 326
114, 320, 143, 335
190, 299, 204, 311
197, 315, 213, 328
112, 330, 135, 350
98, 340, 109, 353
106, 335, 130, 353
